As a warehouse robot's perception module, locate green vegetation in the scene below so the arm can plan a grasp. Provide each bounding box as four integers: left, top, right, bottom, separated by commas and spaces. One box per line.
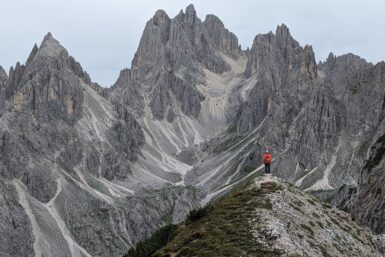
312, 212, 321, 219
322, 203, 332, 209
152, 180, 282, 257
350, 86, 360, 95
242, 164, 255, 173
319, 245, 332, 257
185, 205, 213, 224
316, 221, 324, 229
289, 203, 305, 214
307, 199, 316, 206
225, 126, 237, 134
300, 224, 315, 236
212, 126, 245, 153
124, 224, 178, 257
212, 134, 244, 153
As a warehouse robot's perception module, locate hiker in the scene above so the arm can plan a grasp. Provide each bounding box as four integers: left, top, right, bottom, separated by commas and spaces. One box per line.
263, 150, 272, 174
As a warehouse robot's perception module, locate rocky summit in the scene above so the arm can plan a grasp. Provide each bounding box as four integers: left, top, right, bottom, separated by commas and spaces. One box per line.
1, 3, 385, 257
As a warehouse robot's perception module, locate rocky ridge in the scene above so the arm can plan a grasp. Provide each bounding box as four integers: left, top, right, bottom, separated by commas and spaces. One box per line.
151, 175, 385, 257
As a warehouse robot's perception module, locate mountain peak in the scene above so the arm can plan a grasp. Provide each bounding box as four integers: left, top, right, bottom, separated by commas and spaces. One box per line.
153, 9, 169, 24
204, 14, 223, 26
203, 14, 240, 56
42, 32, 55, 44
26, 43, 39, 66
174, 4, 198, 24
0, 65, 7, 83
327, 52, 336, 60
38, 32, 66, 57
182, 4, 197, 24
276, 23, 289, 32
186, 4, 196, 15
275, 23, 295, 43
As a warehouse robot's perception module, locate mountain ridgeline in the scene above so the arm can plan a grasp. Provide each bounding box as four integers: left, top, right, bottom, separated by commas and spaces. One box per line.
126, 176, 385, 257
1, 4, 385, 257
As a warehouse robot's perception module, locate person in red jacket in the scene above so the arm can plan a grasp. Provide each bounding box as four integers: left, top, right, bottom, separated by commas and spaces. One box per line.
263, 150, 272, 174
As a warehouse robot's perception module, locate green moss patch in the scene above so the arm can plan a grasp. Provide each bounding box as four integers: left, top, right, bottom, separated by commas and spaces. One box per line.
124, 224, 178, 257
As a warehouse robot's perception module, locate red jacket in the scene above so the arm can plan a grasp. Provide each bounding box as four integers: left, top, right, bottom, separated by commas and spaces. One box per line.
263, 153, 272, 164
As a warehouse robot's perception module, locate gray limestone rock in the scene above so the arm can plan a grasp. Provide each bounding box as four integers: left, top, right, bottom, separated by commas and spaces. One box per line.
0, 65, 7, 83
106, 69, 144, 118
0, 181, 34, 257
203, 14, 241, 57
0, 33, 148, 257
1, 5, 385, 257
111, 4, 235, 121
4, 33, 84, 124
352, 133, 385, 234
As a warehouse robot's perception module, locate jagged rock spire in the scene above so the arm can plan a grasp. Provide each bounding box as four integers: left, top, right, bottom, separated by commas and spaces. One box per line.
42, 32, 55, 44
0, 65, 7, 84
244, 23, 316, 79
203, 14, 241, 57
1, 32, 92, 123
152, 9, 170, 25
128, 4, 238, 120
185, 4, 197, 24
26, 44, 38, 66
275, 24, 297, 45
33, 32, 68, 59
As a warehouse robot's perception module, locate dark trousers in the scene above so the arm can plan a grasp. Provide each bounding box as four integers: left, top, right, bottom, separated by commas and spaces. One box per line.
265, 163, 271, 174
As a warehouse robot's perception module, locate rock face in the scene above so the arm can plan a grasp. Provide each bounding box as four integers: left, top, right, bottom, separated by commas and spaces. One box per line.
232, 24, 317, 136
0, 66, 8, 111
226, 26, 385, 207
0, 32, 199, 257
2, 33, 84, 123
1, 4, 385, 257
153, 176, 384, 257
352, 133, 385, 234
0, 66, 7, 83
203, 14, 241, 57
0, 181, 34, 257
109, 4, 241, 122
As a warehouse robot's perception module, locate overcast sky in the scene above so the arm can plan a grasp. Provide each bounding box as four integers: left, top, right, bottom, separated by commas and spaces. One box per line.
0, 0, 384, 86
